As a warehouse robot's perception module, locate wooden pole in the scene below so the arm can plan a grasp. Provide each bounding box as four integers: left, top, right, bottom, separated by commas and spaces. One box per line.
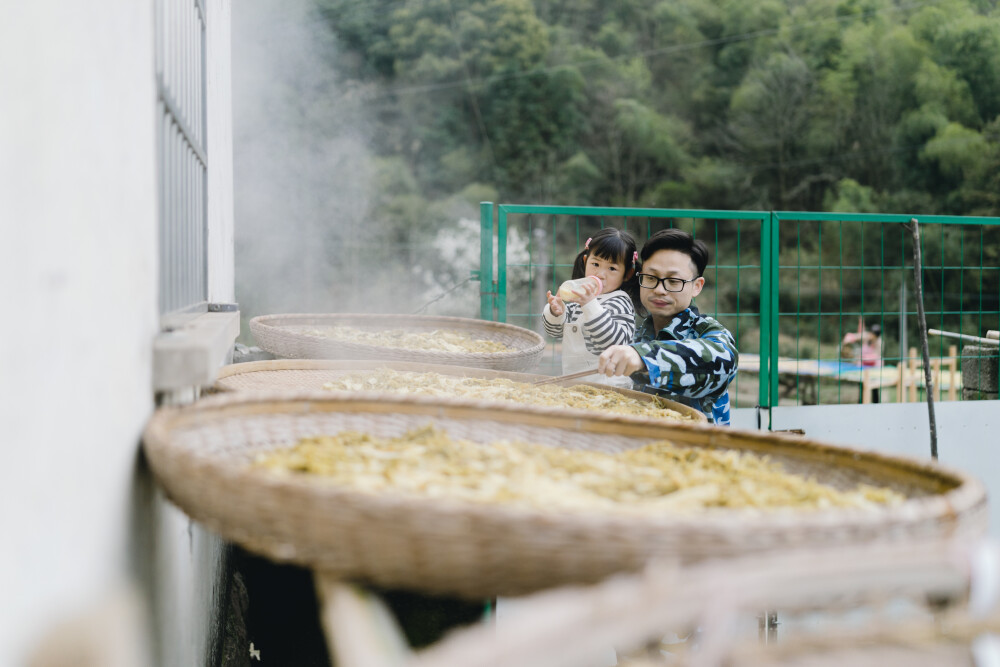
928, 329, 1000, 347
314, 574, 411, 667
907, 219, 938, 460
948, 345, 958, 402
896, 363, 904, 403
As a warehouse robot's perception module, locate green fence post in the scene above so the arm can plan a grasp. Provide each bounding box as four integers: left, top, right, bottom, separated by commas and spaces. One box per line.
497, 206, 508, 323
478, 202, 494, 321
759, 213, 772, 415
769, 212, 780, 417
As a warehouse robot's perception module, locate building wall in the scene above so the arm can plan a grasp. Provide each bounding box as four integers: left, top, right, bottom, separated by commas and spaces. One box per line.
0, 1, 234, 665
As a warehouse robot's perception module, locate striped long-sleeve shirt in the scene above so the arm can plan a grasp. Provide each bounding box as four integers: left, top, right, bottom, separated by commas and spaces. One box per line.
542, 290, 637, 371
629, 307, 739, 425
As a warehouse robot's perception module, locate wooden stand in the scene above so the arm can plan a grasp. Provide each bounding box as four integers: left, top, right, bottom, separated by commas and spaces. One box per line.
314, 575, 411, 667
896, 345, 958, 402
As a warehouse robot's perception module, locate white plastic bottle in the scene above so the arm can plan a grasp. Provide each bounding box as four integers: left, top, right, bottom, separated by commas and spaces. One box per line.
557, 275, 603, 302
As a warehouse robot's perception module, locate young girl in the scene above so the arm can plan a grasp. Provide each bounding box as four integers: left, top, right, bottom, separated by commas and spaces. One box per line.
543, 228, 639, 388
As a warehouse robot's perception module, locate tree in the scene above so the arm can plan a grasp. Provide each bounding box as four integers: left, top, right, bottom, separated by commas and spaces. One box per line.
314, 0, 1000, 219
924, 12, 1000, 125
479, 66, 587, 200
727, 51, 818, 209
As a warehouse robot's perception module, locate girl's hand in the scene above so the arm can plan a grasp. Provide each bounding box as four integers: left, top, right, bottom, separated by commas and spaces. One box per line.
598, 345, 644, 377
546, 291, 565, 317
558, 278, 601, 305
574, 279, 601, 306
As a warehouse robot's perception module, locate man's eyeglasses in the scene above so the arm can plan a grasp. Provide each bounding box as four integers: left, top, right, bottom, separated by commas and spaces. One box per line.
636, 273, 699, 292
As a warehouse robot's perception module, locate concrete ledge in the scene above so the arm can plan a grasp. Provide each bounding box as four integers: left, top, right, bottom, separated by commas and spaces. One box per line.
961, 345, 999, 393
153, 311, 240, 391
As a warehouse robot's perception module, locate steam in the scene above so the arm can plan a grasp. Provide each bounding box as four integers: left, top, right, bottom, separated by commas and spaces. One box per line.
231, 1, 531, 340
414, 218, 534, 320
232, 0, 373, 330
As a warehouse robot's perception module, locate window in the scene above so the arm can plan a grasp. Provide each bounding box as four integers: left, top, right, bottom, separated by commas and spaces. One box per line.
156, 0, 207, 317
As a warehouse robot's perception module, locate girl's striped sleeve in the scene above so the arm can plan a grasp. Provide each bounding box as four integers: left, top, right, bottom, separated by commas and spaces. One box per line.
542, 303, 565, 340
581, 294, 636, 353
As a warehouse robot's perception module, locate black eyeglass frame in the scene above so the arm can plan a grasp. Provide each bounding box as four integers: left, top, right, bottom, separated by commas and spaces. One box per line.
636, 273, 701, 292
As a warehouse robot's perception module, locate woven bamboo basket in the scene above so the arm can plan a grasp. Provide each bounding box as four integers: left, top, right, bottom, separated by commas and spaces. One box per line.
715, 592, 1000, 667
717, 623, 997, 667
385, 537, 996, 667
248, 313, 546, 372
142, 392, 986, 599
212, 359, 707, 423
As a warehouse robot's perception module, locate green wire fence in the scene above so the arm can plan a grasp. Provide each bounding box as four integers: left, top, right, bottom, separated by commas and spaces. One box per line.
479, 203, 1000, 410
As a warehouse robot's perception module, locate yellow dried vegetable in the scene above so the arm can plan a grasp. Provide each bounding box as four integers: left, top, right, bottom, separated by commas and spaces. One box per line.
322, 368, 694, 422
301, 325, 515, 354
254, 425, 904, 514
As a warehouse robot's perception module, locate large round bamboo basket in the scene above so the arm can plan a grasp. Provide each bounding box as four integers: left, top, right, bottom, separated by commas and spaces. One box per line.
142, 392, 987, 599
395, 538, 993, 667
212, 359, 707, 423
719, 627, 991, 667
249, 313, 546, 372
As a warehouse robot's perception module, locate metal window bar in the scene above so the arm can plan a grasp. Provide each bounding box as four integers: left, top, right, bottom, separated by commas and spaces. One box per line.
156, 0, 208, 316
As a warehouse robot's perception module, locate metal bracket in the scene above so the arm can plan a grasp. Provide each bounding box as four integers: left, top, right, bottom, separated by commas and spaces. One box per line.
208, 302, 239, 313
757, 611, 779, 644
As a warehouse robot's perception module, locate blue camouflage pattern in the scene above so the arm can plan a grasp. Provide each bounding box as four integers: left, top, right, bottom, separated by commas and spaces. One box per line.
629, 307, 738, 425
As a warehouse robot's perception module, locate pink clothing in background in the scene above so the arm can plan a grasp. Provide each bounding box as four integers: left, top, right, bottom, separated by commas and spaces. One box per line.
843, 330, 882, 367
859, 339, 882, 367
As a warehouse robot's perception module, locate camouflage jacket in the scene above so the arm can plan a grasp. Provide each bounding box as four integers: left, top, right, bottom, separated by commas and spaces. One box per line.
629, 307, 739, 425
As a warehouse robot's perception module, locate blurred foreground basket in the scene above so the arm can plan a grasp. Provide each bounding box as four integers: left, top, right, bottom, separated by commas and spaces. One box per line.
249, 313, 546, 372
365, 537, 999, 667
213, 359, 707, 423
142, 392, 986, 599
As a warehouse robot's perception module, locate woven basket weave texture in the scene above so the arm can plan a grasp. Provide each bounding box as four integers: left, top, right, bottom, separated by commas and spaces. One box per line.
143, 393, 987, 599
213, 359, 707, 423
249, 313, 546, 372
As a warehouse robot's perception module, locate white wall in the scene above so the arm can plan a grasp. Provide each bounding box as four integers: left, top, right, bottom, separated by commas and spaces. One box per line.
0, 1, 158, 664
0, 1, 235, 665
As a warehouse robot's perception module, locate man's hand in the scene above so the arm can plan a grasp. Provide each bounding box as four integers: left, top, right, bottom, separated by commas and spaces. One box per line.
546, 291, 565, 317
598, 345, 644, 377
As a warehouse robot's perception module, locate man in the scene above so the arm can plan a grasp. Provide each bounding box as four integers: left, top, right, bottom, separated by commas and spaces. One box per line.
597, 228, 739, 425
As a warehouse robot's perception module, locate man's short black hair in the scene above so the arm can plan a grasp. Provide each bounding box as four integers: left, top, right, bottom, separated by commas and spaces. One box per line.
640, 228, 709, 277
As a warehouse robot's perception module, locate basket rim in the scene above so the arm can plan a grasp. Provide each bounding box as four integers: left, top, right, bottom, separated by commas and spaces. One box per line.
143, 390, 987, 530
212, 358, 708, 423
248, 312, 547, 360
